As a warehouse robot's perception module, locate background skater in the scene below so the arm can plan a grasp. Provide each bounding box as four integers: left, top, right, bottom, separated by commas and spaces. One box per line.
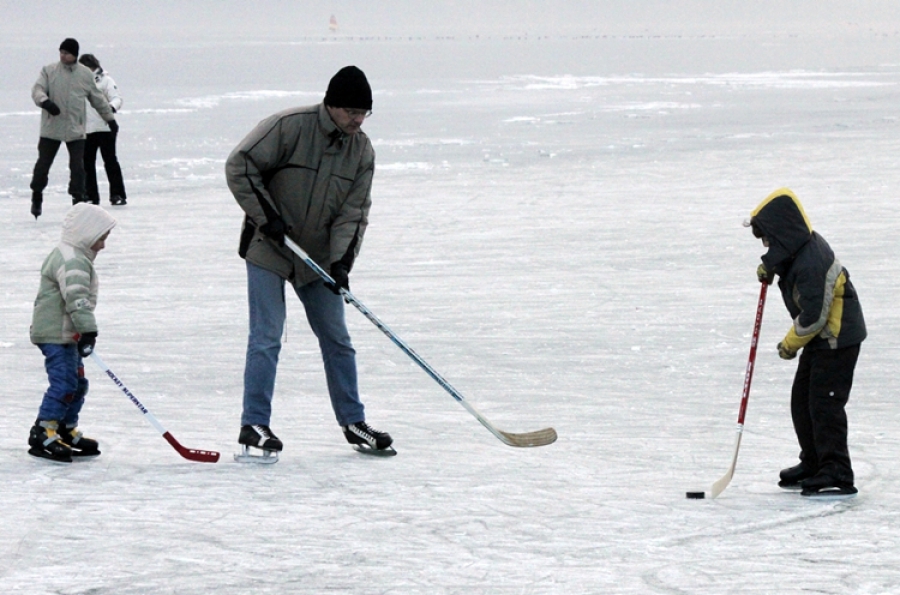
29, 38, 118, 218
79, 53, 128, 206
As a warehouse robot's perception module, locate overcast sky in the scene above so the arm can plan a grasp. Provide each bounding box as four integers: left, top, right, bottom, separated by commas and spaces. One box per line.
2, 0, 900, 46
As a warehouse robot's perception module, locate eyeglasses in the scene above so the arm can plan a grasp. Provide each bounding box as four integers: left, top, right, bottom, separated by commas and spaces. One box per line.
343, 108, 372, 119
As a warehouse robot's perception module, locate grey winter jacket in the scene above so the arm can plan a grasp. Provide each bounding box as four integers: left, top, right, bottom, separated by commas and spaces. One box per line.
31, 204, 117, 345
226, 103, 374, 288
32, 60, 114, 142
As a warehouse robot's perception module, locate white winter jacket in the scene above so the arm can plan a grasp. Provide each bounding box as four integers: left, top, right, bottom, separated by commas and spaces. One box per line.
85, 68, 122, 134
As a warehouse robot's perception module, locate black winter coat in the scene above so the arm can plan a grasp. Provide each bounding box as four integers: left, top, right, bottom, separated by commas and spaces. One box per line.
750, 189, 866, 352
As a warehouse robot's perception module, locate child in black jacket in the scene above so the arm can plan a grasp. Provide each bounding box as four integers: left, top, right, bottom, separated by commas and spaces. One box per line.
747, 188, 866, 498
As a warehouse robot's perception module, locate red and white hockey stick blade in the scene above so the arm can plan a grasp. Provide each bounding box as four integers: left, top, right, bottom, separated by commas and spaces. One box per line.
88, 352, 220, 464
163, 432, 220, 463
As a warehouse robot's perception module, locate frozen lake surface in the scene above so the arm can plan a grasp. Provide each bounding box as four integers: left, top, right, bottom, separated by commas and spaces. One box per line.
2, 5, 900, 593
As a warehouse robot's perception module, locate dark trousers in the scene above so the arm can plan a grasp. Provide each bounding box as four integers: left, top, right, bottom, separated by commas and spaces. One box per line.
791, 344, 861, 484
84, 131, 126, 202
30, 137, 86, 198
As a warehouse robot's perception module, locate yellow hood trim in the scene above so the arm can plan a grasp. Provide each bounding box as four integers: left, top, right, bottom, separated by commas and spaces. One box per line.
750, 188, 813, 233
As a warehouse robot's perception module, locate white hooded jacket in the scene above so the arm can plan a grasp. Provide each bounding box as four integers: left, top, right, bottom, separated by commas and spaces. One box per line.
30, 204, 117, 344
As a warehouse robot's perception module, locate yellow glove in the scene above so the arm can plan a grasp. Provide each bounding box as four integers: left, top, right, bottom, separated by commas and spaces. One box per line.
757, 264, 773, 285
777, 342, 797, 360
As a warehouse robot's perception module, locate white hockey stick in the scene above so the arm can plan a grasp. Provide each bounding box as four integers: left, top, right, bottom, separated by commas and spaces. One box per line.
88, 352, 220, 463
284, 237, 557, 447
710, 282, 768, 498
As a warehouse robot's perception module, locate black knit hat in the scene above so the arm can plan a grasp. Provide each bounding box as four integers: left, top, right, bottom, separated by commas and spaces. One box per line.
324, 66, 372, 110
59, 38, 80, 57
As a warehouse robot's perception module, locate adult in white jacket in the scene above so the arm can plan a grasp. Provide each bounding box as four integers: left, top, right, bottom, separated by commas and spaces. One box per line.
79, 54, 127, 206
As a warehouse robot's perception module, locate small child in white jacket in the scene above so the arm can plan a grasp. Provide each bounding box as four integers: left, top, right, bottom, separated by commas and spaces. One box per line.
29, 203, 116, 463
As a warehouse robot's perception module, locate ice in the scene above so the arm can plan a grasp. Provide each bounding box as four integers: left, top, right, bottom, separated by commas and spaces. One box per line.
2, 3, 900, 594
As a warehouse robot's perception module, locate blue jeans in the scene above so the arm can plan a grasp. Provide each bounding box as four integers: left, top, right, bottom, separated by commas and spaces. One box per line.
241, 261, 365, 427
36, 343, 89, 425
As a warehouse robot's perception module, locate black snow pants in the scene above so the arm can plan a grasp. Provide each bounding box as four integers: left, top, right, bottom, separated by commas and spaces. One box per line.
790, 343, 861, 485
30, 137, 86, 199
84, 130, 126, 202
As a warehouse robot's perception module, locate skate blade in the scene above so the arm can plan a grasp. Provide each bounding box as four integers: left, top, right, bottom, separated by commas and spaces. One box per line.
234, 445, 279, 464
28, 449, 72, 465
352, 444, 397, 457
802, 491, 857, 501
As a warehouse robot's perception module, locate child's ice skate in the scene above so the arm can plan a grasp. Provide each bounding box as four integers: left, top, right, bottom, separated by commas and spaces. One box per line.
58, 424, 101, 458
28, 420, 73, 464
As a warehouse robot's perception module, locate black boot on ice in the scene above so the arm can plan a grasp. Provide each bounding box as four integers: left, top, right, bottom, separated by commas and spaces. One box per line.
238, 425, 283, 452
778, 463, 816, 490
342, 421, 395, 455
28, 420, 73, 463
58, 425, 101, 458
234, 425, 283, 464
800, 474, 858, 499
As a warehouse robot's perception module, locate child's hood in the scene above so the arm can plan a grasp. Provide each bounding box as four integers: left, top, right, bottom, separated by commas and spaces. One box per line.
60, 203, 117, 258
748, 188, 813, 271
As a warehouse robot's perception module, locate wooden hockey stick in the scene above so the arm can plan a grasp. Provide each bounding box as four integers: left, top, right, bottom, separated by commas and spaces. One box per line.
284, 237, 557, 447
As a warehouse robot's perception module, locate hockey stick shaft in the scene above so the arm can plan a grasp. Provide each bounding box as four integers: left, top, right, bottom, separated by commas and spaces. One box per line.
88, 352, 220, 463
284, 237, 556, 447
710, 282, 768, 498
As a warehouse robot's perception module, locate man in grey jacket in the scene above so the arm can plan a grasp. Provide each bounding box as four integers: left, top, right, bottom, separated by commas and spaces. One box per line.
226, 66, 393, 461
30, 38, 118, 219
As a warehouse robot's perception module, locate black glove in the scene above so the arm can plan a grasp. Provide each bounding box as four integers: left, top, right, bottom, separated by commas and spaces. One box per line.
77, 332, 98, 357
107, 119, 119, 134
41, 100, 61, 116
757, 264, 773, 285
325, 262, 350, 295
259, 217, 286, 246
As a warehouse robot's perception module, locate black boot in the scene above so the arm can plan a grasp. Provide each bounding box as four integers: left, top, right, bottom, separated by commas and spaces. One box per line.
238, 425, 283, 452
28, 420, 73, 463
31, 192, 43, 219
342, 421, 393, 451
778, 463, 816, 490
58, 424, 101, 457
800, 474, 857, 498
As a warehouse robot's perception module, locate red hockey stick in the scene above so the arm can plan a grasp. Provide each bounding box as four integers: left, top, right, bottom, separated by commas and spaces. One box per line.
88, 352, 220, 463
709, 282, 768, 498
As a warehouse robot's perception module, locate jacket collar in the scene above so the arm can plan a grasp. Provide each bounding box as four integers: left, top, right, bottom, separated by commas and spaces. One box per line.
317, 103, 347, 149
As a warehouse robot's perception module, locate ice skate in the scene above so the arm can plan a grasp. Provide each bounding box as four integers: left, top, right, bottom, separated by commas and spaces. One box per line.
342, 421, 396, 456
778, 463, 815, 490
800, 474, 858, 499
58, 425, 101, 458
234, 424, 282, 464
28, 420, 73, 464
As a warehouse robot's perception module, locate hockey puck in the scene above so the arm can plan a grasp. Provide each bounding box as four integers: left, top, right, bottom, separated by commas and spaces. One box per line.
685, 491, 706, 499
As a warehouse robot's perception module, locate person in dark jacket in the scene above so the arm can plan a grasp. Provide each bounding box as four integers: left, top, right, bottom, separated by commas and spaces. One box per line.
747, 188, 866, 498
